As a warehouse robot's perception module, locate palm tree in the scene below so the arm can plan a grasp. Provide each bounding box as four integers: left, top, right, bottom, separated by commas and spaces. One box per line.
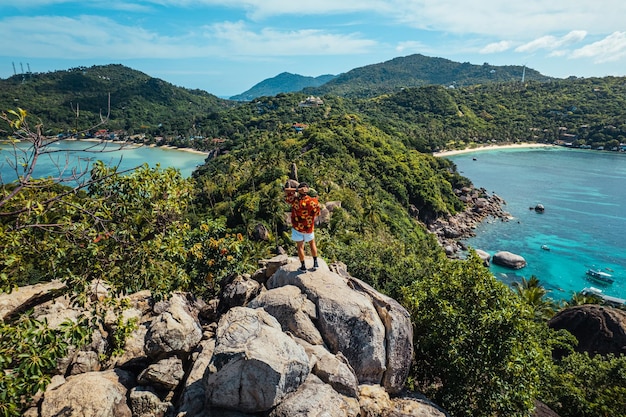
512, 275, 557, 320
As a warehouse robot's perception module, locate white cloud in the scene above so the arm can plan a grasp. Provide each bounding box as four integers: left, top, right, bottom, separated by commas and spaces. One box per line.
0, 16, 376, 59
571, 32, 626, 63
516, 31, 586, 53
480, 41, 514, 54
388, 1, 626, 39
395, 40, 429, 54
206, 21, 377, 56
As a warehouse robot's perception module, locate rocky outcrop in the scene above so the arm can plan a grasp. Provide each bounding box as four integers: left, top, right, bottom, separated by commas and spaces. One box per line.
428, 187, 510, 257
13, 255, 439, 417
548, 304, 626, 357
474, 249, 491, 266
40, 369, 133, 417
0, 280, 66, 320
492, 251, 527, 269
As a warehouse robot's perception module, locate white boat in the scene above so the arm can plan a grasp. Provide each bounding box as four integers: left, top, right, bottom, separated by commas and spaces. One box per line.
581, 287, 626, 306
586, 269, 614, 285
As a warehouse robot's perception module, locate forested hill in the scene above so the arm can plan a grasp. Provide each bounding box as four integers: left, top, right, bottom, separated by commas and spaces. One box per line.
229, 72, 336, 101
2, 62, 626, 154
303, 53, 553, 98
0, 64, 232, 134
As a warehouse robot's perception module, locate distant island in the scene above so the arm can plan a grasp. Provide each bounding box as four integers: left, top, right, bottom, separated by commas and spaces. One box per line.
229, 72, 336, 101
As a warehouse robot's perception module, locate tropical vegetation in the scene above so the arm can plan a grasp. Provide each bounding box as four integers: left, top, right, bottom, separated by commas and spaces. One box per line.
1, 59, 626, 417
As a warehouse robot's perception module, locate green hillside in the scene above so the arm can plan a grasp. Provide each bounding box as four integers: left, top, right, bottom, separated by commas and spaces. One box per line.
0, 64, 232, 136
303, 53, 553, 98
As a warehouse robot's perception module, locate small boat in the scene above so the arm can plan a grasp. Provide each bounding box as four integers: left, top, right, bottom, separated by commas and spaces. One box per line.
586, 269, 614, 285
541, 245, 550, 251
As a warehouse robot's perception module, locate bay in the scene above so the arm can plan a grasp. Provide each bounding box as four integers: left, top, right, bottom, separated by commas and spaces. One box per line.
0, 140, 208, 181
447, 146, 626, 302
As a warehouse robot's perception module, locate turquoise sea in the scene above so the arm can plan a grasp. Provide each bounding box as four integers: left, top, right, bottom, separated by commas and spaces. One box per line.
446, 146, 626, 302
0, 140, 207, 181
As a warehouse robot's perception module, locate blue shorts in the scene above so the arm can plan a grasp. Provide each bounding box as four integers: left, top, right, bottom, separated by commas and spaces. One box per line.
291, 228, 315, 242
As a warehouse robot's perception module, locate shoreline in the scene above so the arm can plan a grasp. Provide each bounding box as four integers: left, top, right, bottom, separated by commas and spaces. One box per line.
433, 143, 555, 157
150, 144, 210, 156
67, 138, 210, 156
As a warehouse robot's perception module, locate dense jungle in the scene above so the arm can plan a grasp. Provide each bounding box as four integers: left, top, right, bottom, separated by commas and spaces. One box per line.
1, 59, 626, 417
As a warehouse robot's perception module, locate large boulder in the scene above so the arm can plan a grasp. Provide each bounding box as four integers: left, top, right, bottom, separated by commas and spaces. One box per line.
177, 338, 216, 417
248, 284, 324, 345
474, 249, 491, 266
345, 275, 413, 394
217, 273, 262, 315
268, 258, 387, 385
203, 307, 311, 413
144, 293, 203, 360
492, 251, 527, 269
548, 305, 626, 357
296, 340, 359, 398
0, 280, 66, 320
358, 385, 449, 417
268, 374, 360, 417
40, 370, 133, 417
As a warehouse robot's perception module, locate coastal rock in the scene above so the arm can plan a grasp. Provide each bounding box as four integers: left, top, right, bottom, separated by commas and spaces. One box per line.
492, 251, 527, 269
474, 249, 491, 266
203, 306, 311, 413
268, 258, 387, 385
429, 187, 510, 258
25, 257, 434, 417
548, 305, 626, 357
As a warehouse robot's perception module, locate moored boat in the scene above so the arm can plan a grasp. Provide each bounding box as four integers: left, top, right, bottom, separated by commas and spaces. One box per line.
586, 269, 614, 285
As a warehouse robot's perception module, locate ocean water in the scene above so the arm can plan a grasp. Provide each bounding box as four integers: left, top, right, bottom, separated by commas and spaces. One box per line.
0, 140, 207, 181
447, 146, 626, 302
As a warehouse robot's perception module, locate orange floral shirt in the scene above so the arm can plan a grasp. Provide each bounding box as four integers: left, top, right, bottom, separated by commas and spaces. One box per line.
286, 193, 321, 233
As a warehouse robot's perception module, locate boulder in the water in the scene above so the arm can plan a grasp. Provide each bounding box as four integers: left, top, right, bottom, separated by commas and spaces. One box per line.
492, 251, 527, 269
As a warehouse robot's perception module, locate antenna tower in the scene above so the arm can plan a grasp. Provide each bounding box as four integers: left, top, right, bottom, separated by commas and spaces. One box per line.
12, 62, 17, 76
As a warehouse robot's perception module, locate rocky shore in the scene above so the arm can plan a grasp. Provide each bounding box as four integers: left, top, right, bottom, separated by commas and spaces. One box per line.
428, 186, 511, 259
3, 256, 449, 417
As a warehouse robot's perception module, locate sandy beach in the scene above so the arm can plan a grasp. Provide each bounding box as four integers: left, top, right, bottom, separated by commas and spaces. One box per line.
433, 143, 555, 157
68, 138, 210, 156
155, 144, 210, 156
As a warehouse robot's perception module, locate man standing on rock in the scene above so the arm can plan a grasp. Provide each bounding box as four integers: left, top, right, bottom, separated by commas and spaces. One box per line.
284, 181, 321, 271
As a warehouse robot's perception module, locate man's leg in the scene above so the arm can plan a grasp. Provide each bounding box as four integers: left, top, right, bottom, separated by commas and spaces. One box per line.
309, 239, 319, 268
296, 241, 306, 270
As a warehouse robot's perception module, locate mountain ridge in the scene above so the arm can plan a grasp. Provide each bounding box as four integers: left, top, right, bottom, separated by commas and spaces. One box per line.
229, 53, 554, 100
229, 72, 336, 101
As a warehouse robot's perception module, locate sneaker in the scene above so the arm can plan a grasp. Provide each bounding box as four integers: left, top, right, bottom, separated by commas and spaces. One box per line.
313, 259, 319, 269
299, 264, 307, 271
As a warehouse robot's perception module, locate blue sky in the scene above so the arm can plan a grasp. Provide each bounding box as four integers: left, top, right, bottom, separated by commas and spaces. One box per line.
1, 1, 626, 97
